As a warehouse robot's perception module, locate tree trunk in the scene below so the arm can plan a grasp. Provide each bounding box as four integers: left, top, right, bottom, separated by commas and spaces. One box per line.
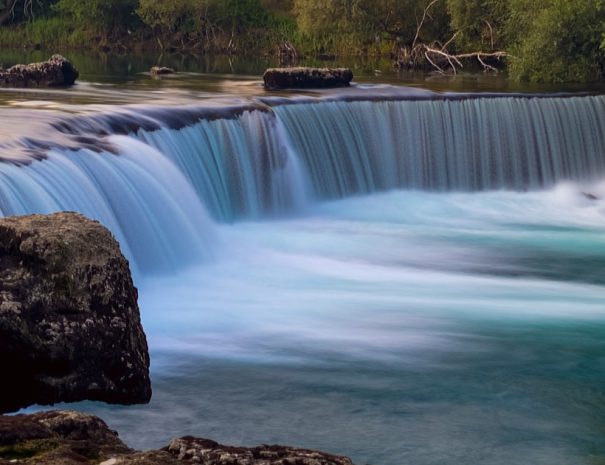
0, 0, 19, 25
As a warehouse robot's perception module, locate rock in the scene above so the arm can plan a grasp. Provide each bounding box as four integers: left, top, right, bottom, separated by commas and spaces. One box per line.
150, 66, 176, 77
0, 411, 356, 465
0, 212, 151, 413
165, 436, 355, 465
263, 67, 353, 90
0, 411, 131, 465
581, 191, 599, 201
0, 55, 79, 88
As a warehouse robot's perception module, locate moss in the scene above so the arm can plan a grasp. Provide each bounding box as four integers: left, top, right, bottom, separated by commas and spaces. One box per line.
0, 438, 59, 460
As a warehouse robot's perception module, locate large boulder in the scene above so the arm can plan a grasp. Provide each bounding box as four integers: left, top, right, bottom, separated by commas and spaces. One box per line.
0, 55, 79, 88
263, 67, 353, 90
0, 411, 355, 465
0, 212, 151, 413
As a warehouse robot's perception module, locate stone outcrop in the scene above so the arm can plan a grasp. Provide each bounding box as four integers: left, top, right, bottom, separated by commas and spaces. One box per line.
166, 437, 355, 465
0, 412, 355, 465
0, 55, 79, 88
0, 212, 150, 413
263, 67, 353, 90
0, 411, 131, 465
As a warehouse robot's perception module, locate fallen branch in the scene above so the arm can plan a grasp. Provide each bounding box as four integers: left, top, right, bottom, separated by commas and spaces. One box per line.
394, 44, 507, 74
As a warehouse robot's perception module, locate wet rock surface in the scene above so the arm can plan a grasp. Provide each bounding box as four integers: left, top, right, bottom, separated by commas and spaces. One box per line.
263, 67, 353, 89
150, 66, 176, 77
0, 412, 355, 465
165, 436, 355, 465
0, 55, 79, 88
0, 212, 150, 413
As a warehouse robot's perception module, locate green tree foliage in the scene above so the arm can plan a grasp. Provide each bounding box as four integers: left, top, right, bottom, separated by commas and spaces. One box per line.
446, 0, 508, 50
0, 0, 604, 82
54, 0, 138, 35
137, 0, 268, 36
294, 0, 450, 46
507, 0, 605, 82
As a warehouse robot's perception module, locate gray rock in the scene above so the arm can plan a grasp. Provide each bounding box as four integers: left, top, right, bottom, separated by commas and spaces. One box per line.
263, 67, 353, 90
165, 436, 355, 465
0, 212, 150, 413
0, 55, 79, 88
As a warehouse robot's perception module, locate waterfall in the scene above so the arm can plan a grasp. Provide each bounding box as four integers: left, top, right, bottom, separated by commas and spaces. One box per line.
0, 136, 215, 276
1, 93, 604, 275
134, 110, 310, 222
274, 96, 605, 198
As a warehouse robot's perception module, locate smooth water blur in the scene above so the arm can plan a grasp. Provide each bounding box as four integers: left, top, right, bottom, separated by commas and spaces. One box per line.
53, 186, 605, 465
3, 50, 605, 465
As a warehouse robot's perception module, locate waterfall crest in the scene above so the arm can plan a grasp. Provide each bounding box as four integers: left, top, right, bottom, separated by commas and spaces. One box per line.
274, 96, 605, 198
1, 93, 604, 274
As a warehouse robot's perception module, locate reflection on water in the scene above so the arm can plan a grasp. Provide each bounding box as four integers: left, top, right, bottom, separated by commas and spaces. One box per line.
1, 49, 605, 108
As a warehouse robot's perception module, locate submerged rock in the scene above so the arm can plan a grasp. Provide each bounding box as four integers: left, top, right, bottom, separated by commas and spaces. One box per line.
0, 55, 79, 88
263, 67, 353, 90
0, 411, 355, 465
150, 66, 176, 77
0, 212, 150, 413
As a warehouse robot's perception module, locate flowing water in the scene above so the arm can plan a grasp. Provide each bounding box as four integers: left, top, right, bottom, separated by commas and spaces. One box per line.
3, 53, 605, 464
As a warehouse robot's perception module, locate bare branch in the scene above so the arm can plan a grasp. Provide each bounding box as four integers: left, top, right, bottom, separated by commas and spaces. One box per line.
412, 0, 440, 50
482, 19, 494, 49
441, 30, 461, 52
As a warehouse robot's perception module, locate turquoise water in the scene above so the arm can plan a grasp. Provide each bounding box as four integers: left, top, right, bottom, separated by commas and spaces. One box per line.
2, 64, 604, 464
78, 187, 605, 465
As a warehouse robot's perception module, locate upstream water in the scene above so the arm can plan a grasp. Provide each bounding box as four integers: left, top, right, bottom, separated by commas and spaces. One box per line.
2, 54, 605, 464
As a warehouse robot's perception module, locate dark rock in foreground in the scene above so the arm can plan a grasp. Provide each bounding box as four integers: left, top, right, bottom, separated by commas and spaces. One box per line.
0, 55, 79, 88
0, 212, 150, 413
0, 411, 355, 465
263, 67, 353, 90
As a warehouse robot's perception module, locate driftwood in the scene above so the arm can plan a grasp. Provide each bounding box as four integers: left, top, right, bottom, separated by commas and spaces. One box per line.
394, 0, 507, 74
395, 44, 507, 74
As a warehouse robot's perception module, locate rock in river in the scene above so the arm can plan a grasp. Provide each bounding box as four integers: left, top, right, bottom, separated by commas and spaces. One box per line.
263, 67, 353, 90
0, 212, 150, 413
0, 55, 79, 88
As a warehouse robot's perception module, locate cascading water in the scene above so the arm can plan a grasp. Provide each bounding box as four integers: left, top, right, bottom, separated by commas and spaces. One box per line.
3, 89, 605, 465
2, 94, 605, 236
133, 110, 310, 222
274, 96, 605, 197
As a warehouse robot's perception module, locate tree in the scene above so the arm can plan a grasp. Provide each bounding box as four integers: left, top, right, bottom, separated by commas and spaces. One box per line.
507, 0, 605, 82
446, 0, 508, 51
294, 0, 450, 46
54, 0, 138, 35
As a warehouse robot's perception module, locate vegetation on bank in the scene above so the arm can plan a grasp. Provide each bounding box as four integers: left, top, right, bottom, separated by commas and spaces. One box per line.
0, 0, 604, 82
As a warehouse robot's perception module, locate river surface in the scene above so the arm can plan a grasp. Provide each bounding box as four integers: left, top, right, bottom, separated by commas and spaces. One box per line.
4, 51, 605, 465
